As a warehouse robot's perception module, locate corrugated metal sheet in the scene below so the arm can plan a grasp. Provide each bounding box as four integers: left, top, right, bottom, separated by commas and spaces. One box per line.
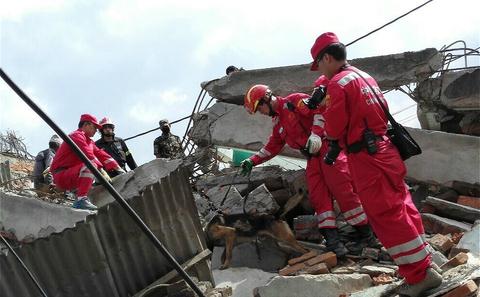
0, 167, 212, 297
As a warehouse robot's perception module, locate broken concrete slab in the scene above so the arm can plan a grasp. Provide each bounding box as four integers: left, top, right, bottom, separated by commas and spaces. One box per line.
456, 221, 480, 261
211, 242, 288, 272
213, 267, 276, 297
415, 69, 480, 111
193, 103, 480, 184
195, 165, 286, 193
203, 48, 442, 105
422, 213, 472, 234
447, 180, 480, 197
359, 265, 396, 277
425, 196, 480, 223
0, 190, 89, 241
244, 184, 279, 217
253, 273, 373, 297
205, 185, 244, 216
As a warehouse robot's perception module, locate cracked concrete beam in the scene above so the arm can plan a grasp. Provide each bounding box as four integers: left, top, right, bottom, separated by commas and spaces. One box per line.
192, 102, 480, 184
202, 48, 442, 104
415, 68, 480, 111
415, 68, 480, 134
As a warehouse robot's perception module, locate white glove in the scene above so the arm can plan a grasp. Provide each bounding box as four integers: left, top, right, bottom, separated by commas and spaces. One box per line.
306, 133, 322, 154
115, 167, 126, 174
99, 168, 112, 184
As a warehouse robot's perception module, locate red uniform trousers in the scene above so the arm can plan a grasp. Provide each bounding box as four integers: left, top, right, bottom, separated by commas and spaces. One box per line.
306, 143, 367, 229
348, 140, 431, 284
53, 163, 95, 197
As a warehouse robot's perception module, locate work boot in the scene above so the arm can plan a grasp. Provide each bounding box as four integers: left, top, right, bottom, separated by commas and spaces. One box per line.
320, 228, 349, 258
347, 224, 382, 255
72, 196, 98, 210
396, 267, 442, 297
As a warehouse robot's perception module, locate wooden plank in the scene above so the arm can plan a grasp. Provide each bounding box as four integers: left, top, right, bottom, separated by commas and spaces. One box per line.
133, 249, 212, 297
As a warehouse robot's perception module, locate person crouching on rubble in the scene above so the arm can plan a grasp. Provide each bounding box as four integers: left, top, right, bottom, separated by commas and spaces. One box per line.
33, 134, 62, 191
50, 114, 124, 210
95, 117, 137, 178
241, 84, 379, 258
310, 32, 442, 296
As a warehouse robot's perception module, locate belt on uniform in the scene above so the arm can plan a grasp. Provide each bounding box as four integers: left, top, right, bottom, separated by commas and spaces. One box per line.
347, 135, 385, 154
52, 167, 66, 174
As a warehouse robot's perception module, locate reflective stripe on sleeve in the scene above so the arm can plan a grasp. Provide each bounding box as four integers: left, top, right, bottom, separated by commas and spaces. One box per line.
346, 213, 367, 226
316, 211, 336, 222
257, 148, 271, 159
318, 219, 336, 228
79, 172, 95, 179
343, 206, 364, 218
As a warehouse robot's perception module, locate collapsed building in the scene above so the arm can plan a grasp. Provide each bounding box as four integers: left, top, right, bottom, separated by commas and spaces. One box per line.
1, 44, 479, 297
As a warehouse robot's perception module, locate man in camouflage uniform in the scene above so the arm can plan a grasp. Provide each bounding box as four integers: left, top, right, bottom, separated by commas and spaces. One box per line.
153, 119, 185, 159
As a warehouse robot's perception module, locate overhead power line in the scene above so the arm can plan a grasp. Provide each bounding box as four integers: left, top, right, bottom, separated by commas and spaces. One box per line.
346, 0, 436, 47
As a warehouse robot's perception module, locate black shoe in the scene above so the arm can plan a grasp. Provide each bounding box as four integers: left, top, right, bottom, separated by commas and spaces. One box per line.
320, 228, 349, 258
355, 224, 382, 248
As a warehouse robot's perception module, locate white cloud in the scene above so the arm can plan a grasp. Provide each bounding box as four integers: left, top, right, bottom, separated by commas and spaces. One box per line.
0, 0, 68, 21
128, 88, 188, 124
0, 80, 45, 130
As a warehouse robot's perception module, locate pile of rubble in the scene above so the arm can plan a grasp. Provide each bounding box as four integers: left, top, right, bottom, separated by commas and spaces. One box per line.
193, 165, 480, 297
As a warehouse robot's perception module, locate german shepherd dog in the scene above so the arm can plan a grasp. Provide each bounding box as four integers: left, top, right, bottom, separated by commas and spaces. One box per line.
205, 213, 309, 270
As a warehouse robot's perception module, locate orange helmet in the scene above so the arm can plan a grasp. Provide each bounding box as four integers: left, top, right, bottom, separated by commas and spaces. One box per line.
244, 84, 272, 114
99, 117, 115, 128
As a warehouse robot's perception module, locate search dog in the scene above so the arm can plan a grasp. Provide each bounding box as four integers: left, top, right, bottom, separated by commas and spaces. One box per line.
205, 213, 309, 270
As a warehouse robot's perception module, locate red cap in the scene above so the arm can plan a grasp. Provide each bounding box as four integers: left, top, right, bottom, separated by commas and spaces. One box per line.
79, 114, 102, 129
310, 32, 340, 71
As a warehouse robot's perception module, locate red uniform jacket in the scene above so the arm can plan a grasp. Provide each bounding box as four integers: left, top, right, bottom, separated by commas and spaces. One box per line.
323, 66, 388, 145
251, 93, 324, 165
51, 129, 119, 172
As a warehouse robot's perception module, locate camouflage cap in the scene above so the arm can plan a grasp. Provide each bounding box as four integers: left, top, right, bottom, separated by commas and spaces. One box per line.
159, 119, 170, 127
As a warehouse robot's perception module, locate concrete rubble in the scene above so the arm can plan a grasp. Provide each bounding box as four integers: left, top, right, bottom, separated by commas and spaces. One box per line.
415, 68, 480, 136
202, 48, 442, 105
192, 163, 480, 296
191, 102, 480, 184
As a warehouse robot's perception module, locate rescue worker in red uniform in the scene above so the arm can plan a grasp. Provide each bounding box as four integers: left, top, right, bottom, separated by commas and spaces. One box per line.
51, 114, 123, 210
310, 32, 442, 296
312, 75, 381, 254
241, 84, 378, 257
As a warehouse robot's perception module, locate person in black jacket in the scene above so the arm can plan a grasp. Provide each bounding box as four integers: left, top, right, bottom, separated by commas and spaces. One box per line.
95, 117, 137, 177
33, 134, 62, 189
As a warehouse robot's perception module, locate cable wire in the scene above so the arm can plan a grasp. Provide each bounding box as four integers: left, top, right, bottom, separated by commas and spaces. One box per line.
346, 0, 435, 47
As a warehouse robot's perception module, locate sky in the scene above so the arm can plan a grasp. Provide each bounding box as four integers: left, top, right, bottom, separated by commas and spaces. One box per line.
1, 0, 479, 166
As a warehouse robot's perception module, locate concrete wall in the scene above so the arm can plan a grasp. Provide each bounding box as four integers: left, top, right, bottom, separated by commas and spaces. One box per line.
0, 191, 89, 241
405, 128, 480, 184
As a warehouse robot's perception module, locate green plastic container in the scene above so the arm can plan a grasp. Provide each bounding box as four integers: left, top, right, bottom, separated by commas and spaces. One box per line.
232, 149, 254, 167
